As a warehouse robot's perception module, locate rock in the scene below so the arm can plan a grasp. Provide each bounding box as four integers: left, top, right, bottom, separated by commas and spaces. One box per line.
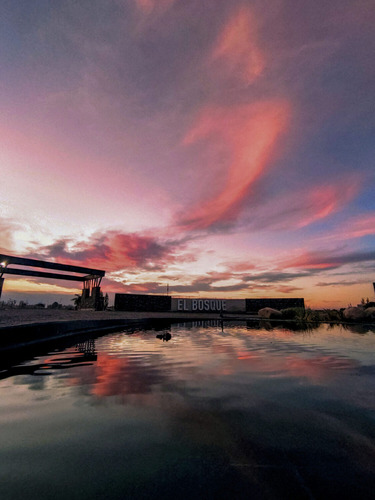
342, 307, 367, 321
258, 307, 282, 319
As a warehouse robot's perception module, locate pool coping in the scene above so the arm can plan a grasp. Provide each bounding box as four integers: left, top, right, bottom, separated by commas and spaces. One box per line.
0, 314, 260, 351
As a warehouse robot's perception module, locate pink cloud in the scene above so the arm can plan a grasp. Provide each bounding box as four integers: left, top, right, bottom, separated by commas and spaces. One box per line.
211, 6, 265, 84
133, 0, 175, 15
297, 183, 360, 228
234, 350, 356, 382
282, 251, 344, 270
0, 219, 19, 253
33, 230, 179, 273
320, 213, 375, 241
0, 118, 172, 232
281, 249, 375, 271
242, 177, 360, 231
179, 100, 290, 230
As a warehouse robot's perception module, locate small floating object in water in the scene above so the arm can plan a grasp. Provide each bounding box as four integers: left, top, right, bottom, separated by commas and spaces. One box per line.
156, 333, 172, 342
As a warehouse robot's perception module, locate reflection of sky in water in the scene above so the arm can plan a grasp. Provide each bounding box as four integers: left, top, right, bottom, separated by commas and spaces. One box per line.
0, 323, 375, 499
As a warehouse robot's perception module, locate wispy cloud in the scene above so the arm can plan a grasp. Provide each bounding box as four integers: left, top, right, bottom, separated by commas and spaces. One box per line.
241, 176, 360, 232
282, 249, 375, 271
315, 280, 368, 287
277, 285, 303, 293
178, 100, 289, 230
317, 213, 375, 242
133, 0, 175, 15
0, 217, 20, 254
211, 6, 265, 85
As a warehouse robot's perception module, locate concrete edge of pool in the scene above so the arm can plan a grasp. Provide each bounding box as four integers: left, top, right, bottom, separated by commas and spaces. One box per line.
0, 310, 374, 352
0, 312, 257, 351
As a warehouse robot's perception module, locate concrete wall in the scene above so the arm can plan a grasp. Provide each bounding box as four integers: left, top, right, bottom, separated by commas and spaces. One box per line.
115, 294, 172, 312
114, 294, 304, 313
246, 298, 305, 313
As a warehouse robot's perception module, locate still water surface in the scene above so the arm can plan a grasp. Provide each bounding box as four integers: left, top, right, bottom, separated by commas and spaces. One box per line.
1, 321, 375, 499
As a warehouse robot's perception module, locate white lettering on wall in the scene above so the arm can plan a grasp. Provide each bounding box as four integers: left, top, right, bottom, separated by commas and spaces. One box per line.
175, 298, 227, 312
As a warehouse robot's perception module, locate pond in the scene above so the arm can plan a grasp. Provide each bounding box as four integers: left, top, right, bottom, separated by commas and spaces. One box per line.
0, 320, 375, 499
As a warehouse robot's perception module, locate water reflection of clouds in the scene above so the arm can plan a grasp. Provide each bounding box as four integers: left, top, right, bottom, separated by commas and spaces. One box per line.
64, 332, 361, 404
4, 326, 374, 410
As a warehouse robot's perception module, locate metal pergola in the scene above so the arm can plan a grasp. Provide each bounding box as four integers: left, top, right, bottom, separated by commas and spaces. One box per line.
0, 254, 105, 300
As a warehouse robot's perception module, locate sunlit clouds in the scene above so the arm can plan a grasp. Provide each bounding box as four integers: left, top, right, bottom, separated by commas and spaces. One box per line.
0, 0, 374, 307
180, 101, 289, 230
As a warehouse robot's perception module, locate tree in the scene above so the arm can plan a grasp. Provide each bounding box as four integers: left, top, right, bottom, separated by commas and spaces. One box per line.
49, 301, 62, 309
71, 294, 82, 310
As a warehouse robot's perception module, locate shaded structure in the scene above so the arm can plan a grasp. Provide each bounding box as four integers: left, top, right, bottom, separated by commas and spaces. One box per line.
0, 254, 105, 309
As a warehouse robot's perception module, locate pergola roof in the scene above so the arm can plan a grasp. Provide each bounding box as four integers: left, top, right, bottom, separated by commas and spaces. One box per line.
0, 254, 105, 282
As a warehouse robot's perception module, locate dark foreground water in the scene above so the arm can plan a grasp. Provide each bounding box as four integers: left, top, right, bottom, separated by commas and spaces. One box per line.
1, 321, 375, 499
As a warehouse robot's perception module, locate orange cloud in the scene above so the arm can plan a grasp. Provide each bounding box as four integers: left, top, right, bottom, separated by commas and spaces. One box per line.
180, 100, 289, 230
211, 6, 265, 84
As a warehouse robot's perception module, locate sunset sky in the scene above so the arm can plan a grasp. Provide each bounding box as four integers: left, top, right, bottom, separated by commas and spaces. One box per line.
1, 0, 374, 308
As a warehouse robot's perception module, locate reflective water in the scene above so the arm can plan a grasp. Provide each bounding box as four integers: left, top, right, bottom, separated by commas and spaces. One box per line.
1, 321, 375, 499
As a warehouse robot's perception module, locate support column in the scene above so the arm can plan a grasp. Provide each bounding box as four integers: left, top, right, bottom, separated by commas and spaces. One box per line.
92, 286, 103, 310
0, 278, 3, 300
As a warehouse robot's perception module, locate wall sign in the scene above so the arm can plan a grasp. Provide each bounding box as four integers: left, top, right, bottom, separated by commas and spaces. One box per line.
177, 298, 226, 312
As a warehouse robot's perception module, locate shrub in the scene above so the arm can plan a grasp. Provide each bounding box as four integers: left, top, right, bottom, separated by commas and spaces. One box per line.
281, 307, 305, 320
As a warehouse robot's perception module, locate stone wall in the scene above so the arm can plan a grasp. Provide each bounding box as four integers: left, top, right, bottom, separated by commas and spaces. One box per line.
115, 294, 172, 312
